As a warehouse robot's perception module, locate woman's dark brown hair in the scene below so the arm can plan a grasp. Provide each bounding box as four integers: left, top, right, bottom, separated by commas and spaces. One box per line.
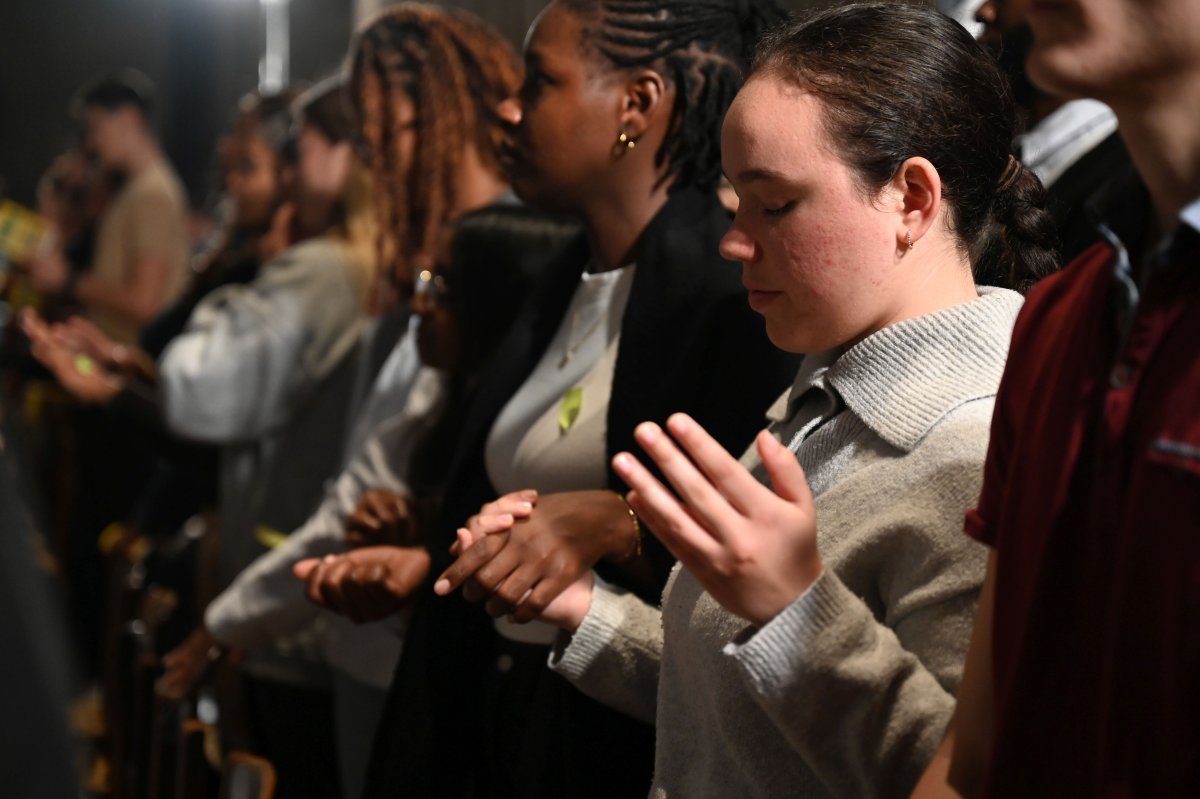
753, 1, 1059, 292
349, 4, 520, 309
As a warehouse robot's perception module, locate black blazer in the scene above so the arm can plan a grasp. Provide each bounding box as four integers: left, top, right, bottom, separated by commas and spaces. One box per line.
365, 188, 800, 798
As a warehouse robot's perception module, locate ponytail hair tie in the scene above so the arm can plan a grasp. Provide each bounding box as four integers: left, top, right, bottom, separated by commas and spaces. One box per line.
997, 154, 1024, 194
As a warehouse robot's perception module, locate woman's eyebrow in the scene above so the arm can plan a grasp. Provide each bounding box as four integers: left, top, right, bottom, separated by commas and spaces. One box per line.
732, 167, 789, 185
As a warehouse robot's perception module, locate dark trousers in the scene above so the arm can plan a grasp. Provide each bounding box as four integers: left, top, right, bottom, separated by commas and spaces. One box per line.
245, 676, 341, 799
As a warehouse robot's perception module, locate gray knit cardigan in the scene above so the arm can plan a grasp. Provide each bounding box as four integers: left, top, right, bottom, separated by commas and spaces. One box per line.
550, 287, 1023, 798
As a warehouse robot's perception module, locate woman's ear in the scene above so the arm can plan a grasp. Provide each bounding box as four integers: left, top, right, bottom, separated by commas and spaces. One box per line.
893, 156, 942, 249
619, 68, 668, 140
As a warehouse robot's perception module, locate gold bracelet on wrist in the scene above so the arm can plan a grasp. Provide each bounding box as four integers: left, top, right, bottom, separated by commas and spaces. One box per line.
612, 491, 643, 561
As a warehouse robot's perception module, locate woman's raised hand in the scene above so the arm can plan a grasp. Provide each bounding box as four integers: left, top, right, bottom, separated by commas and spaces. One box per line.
612, 413, 823, 627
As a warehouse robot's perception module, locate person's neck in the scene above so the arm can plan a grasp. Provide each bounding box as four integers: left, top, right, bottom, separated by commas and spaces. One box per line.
1028, 94, 1066, 129
453, 146, 511, 215
580, 170, 673, 273
869, 238, 979, 348
909, 253, 979, 315
1113, 76, 1200, 234
120, 133, 161, 176
294, 195, 337, 240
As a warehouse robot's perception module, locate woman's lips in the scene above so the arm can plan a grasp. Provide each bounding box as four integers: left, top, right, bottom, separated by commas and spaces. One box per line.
747, 289, 783, 312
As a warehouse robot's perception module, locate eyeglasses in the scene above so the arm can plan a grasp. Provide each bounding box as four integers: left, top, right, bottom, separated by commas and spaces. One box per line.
414, 268, 450, 306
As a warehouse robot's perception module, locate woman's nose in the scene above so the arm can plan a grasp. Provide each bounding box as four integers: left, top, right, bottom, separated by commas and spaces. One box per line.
497, 97, 522, 127
719, 221, 758, 264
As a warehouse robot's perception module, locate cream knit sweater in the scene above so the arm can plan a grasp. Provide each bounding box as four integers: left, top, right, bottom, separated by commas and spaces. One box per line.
550, 287, 1023, 798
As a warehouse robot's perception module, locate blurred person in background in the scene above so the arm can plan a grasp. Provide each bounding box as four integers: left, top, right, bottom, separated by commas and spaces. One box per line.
15, 70, 190, 681
913, 0, 1200, 795
22, 90, 300, 673
25, 69, 189, 346
155, 8, 525, 795
150, 78, 377, 799
28, 77, 375, 798
975, 0, 1130, 262
199, 206, 575, 799
0, 433, 78, 799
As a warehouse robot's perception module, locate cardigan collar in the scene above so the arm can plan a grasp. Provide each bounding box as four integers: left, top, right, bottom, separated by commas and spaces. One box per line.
767, 287, 1023, 452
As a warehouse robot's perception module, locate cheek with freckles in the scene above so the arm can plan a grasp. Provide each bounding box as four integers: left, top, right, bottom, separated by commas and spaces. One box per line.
764, 208, 896, 353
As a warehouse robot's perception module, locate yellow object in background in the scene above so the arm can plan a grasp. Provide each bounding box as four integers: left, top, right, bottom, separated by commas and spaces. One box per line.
256, 525, 288, 549
0, 199, 48, 267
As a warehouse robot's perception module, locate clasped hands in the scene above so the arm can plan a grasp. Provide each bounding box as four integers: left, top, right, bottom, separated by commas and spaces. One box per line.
292, 489, 431, 623
159, 489, 430, 698
437, 413, 825, 632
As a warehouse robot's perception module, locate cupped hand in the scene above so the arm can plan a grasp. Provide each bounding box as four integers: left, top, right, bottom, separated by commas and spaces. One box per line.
21, 309, 123, 404
157, 626, 226, 701
433, 489, 637, 623
344, 489, 422, 549
293, 545, 432, 623
59, 315, 122, 367
611, 413, 823, 627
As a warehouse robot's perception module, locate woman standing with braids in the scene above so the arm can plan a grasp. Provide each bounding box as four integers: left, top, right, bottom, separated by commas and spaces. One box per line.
352, 3, 517, 306
448, 3, 1059, 797
348, 1, 797, 797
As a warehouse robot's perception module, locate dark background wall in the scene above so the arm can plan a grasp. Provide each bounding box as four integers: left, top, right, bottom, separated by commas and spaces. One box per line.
0, 0, 352, 209
0, 0, 833, 211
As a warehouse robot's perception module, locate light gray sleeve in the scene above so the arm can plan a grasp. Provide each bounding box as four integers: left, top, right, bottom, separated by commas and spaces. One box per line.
204, 370, 448, 649
204, 497, 347, 649
547, 576, 663, 726
725, 413, 989, 798
159, 242, 363, 444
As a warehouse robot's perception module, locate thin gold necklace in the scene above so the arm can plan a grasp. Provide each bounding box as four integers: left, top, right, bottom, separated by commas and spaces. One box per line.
559, 309, 606, 369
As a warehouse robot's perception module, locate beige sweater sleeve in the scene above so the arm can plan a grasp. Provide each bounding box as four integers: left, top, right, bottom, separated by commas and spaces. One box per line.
548, 575, 664, 726
725, 402, 991, 798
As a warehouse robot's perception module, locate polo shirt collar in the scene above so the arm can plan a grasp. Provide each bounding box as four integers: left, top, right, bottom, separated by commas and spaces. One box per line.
767, 287, 1023, 453
1178, 196, 1200, 237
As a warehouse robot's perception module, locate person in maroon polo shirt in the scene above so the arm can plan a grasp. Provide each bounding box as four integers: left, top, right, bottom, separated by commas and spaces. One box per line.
912, 0, 1200, 797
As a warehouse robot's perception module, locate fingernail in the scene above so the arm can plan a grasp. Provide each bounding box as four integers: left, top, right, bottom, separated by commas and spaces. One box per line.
667, 414, 689, 435
518, 502, 533, 512
613, 453, 631, 473
434, 579, 450, 595
636, 423, 659, 444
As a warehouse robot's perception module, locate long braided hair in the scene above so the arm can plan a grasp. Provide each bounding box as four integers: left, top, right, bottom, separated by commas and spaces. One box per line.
562, 0, 786, 193
350, 4, 520, 309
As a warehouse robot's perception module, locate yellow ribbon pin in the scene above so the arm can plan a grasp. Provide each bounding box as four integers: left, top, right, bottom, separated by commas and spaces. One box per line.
558, 387, 583, 433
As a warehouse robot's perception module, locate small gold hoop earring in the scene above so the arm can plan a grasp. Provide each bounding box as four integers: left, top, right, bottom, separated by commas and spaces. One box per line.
906, 230, 914, 250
